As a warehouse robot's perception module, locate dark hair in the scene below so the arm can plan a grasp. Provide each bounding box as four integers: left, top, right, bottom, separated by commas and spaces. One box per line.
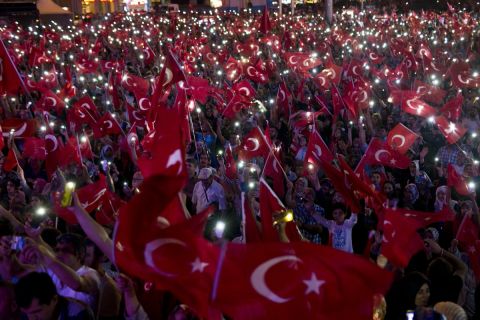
15, 272, 57, 308
331, 203, 347, 214
401, 272, 430, 310
41, 228, 62, 249
84, 239, 103, 259
0, 218, 14, 237
56, 233, 85, 258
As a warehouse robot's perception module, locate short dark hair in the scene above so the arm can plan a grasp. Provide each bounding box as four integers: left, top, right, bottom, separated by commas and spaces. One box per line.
56, 233, 85, 258
331, 203, 347, 214
15, 272, 57, 309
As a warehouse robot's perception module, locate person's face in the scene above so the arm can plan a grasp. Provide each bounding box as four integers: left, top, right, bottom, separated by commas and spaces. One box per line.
186, 162, 196, 178
201, 176, 213, 189
409, 162, 417, 174
333, 209, 346, 224
464, 164, 474, 177
200, 154, 210, 168
0, 287, 16, 319
304, 190, 315, 207
332, 192, 344, 204
84, 246, 96, 268
383, 183, 393, 195
415, 283, 430, 307
6, 181, 15, 194
371, 173, 381, 185
436, 189, 446, 202
55, 242, 79, 268
21, 296, 57, 320
295, 179, 307, 194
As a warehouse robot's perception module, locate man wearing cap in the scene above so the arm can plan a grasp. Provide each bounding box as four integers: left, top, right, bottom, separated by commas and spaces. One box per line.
192, 168, 227, 214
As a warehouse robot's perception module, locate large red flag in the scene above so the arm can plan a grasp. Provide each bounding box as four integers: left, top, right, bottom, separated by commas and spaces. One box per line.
387, 123, 419, 154
137, 108, 187, 181
212, 241, 393, 320
23, 137, 46, 160
114, 174, 216, 318
380, 208, 424, 268
0, 38, 29, 95
3, 149, 18, 172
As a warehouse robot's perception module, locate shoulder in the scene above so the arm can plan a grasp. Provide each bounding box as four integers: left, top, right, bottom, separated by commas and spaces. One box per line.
61, 297, 94, 319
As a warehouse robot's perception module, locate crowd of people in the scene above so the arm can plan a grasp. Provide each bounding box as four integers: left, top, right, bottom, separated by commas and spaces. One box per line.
1, 2, 480, 319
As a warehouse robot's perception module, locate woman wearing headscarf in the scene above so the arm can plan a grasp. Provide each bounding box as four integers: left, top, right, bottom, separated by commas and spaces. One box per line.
434, 186, 457, 212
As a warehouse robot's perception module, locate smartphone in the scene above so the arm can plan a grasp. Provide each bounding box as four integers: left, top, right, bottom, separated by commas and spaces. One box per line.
61, 182, 76, 207
11, 236, 25, 251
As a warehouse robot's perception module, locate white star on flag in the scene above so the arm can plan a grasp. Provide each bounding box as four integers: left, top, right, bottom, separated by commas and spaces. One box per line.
303, 272, 325, 295
446, 122, 458, 135
191, 257, 209, 273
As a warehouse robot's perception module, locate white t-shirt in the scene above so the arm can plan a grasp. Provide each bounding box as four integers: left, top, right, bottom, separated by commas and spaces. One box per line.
48, 265, 101, 312
314, 214, 357, 253
192, 180, 227, 214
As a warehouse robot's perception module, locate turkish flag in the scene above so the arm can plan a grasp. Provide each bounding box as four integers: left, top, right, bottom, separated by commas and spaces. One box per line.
242, 192, 262, 243
243, 63, 268, 84
304, 130, 333, 170
72, 96, 100, 122
380, 208, 424, 268
212, 241, 393, 320
440, 94, 463, 122
449, 62, 480, 89
60, 67, 76, 99
364, 138, 411, 169
186, 76, 211, 104
434, 115, 467, 144
36, 65, 58, 90
121, 72, 149, 99
456, 214, 480, 281
413, 80, 446, 105
320, 159, 361, 213
276, 80, 291, 117
75, 55, 99, 74
367, 50, 384, 64
95, 191, 126, 226
263, 152, 285, 199
224, 56, 242, 82
35, 89, 66, 113
259, 178, 285, 242
3, 149, 18, 172
224, 145, 237, 180
258, 178, 302, 242
114, 175, 216, 318
232, 79, 256, 99
44, 134, 65, 178
259, 6, 272, 34
237, 127, 270, 161
447, 164, 472, 196
93, 113, 123, 138
393, 91, 437, 118
126, 102, 146, 127
23, 137, 46, 160
337, 156, 385, 208
0, 119, 37, 138
137, 108, 187, 181
69, 136, 93, 160
387, 123, 419, 154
